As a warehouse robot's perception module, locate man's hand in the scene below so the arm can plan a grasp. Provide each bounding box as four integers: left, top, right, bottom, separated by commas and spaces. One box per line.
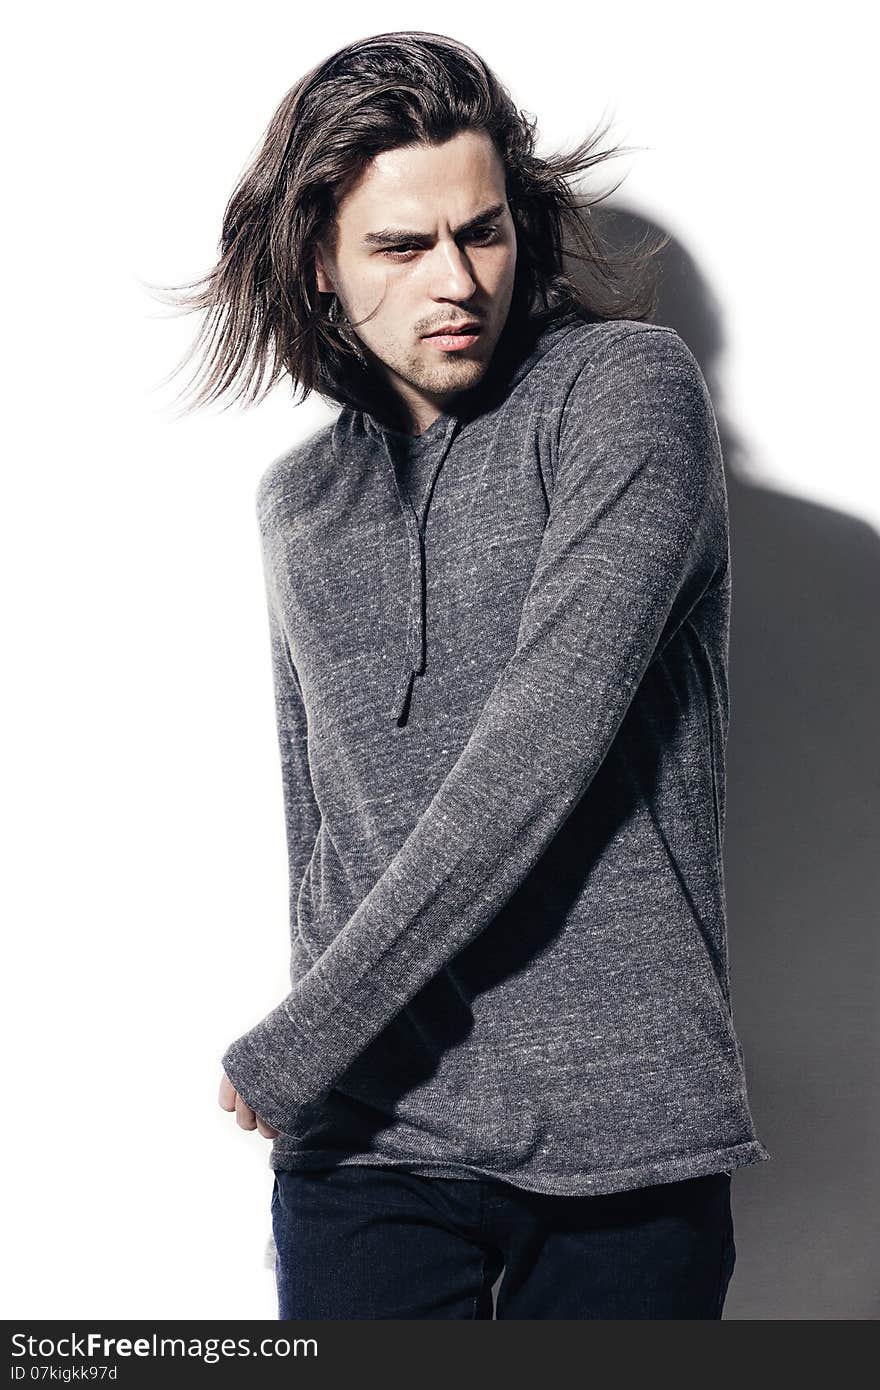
219, 1070, 280, 1139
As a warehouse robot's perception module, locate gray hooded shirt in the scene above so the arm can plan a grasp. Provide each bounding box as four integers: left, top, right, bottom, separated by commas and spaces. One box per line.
220, 310, 771, 1196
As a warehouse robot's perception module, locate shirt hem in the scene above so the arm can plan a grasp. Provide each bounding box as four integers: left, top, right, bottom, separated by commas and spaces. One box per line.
268, 1138, 771, 1197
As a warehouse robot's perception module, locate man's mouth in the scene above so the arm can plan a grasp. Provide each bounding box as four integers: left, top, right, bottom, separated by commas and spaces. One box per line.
423, 323, 482, 351
424, 323, 481, 336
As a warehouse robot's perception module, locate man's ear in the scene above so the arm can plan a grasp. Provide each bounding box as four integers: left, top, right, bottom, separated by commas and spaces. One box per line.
314, 241, 335, 296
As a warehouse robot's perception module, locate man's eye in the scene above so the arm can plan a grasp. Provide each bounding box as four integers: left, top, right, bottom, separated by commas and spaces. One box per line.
380, 227, 501, 260
469, 225, 500, 243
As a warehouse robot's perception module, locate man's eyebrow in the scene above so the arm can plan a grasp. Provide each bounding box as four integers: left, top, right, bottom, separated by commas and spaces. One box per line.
361, 202, 506, 247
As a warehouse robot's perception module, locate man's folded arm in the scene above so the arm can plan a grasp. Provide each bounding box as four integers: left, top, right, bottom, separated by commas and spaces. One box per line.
221, 327, 726, 1136
260, 541, 322, 923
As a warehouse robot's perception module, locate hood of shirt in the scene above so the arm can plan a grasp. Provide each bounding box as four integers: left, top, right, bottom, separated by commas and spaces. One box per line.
334, 309, 592, 724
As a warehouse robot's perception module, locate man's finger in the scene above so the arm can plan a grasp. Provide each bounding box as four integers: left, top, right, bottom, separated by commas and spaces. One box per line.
218, 1071, 237, 1111
234, 1090, 257, 1130
219, 1069, 279, 1137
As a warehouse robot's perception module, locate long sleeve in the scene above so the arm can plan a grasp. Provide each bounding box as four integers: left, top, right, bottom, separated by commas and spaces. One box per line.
259, 544, 322, 938
221, 328, 726, 1136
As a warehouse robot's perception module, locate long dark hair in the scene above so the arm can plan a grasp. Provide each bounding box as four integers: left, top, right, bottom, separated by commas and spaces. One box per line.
146, 30, 668, 424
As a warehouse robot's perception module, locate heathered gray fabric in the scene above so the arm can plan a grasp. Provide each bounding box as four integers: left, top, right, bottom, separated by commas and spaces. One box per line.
221, 311, 771, 1197
386, 411, 450, 516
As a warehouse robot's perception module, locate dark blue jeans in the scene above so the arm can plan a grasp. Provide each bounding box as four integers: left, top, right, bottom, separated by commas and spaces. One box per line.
271, 1163, 736, 1319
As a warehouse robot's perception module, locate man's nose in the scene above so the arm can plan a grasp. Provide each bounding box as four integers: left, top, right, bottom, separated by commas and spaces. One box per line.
425, 240, 479, 298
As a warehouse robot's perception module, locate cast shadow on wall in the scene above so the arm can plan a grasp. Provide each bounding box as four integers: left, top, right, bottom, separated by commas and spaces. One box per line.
586, 204, 880, 1320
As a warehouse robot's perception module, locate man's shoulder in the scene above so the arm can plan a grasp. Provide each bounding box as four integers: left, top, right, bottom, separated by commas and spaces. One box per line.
539, 318, 711, 430
504, 316, 700, 424
545, 316, 695, 378
254, 416, 339, 527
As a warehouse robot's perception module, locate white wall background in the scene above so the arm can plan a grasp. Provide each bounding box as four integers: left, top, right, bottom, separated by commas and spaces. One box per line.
3, 0, 876, 1319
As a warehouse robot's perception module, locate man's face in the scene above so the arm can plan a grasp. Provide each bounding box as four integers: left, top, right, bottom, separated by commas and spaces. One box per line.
314, 129, 518, 433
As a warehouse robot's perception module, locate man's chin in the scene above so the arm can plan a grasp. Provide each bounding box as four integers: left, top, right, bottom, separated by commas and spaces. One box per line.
374, 350, 490, 410
424, 356, 487, 387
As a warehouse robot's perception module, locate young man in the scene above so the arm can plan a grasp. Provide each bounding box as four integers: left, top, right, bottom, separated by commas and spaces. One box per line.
170, 31, 770, 1317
